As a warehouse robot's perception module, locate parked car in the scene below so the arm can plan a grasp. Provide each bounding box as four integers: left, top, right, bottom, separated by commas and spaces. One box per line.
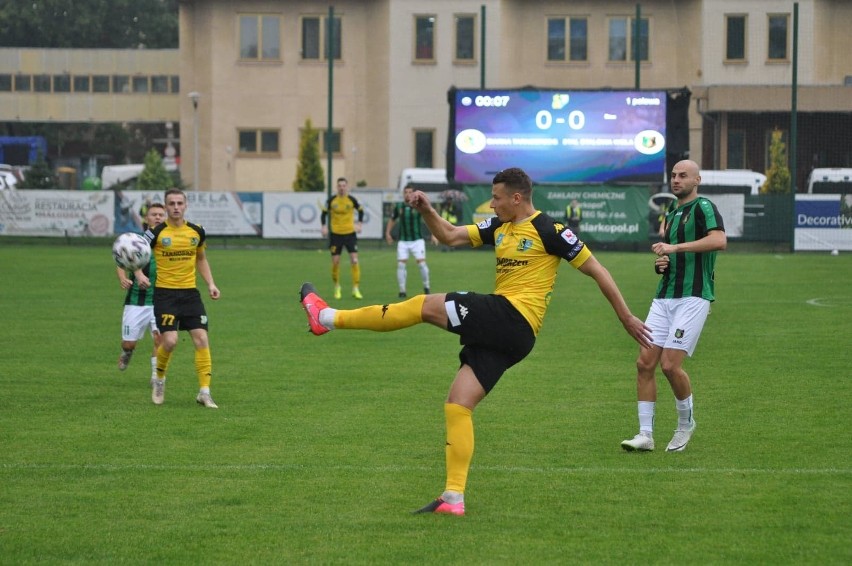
698, 169, 766, 196
806, 168, 852, 194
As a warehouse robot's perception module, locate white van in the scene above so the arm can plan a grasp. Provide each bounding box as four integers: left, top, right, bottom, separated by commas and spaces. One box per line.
397, 168, 450, 192
698, 169, 767, 196
806, 168, 852, 194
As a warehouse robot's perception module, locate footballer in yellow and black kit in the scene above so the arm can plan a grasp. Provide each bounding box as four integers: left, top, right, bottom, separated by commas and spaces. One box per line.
320, 194, 364, 255
321, 193, 364, 255
145, 220, 209, 333
441, 212, 590, 392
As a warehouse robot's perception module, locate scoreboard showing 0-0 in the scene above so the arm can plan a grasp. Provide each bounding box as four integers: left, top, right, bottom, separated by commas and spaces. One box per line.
450, 88, 667, 184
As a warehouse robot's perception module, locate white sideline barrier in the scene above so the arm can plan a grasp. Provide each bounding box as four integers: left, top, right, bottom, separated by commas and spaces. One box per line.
0, 189, 384, 239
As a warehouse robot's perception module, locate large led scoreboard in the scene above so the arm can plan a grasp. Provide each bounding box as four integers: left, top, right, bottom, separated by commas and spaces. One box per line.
448, 88, 669, 184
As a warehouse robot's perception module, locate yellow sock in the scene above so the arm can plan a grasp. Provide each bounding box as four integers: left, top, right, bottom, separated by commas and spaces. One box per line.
195, 347, 212, 388
444, 403, 474, 494
155, 347, 172, 379
335, 295, 425, 331
351, 262, 361, 287
332, 264, 340, 286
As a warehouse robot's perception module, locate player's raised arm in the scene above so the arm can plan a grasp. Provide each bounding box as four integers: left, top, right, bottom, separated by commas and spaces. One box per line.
409, 190, 470, 247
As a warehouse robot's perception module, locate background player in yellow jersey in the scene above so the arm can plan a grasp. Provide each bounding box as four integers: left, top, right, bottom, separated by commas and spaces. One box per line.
301, 167, 652, 516
321, 177, 365, 299
140, 188, 221, 408
116, 202, 165, 381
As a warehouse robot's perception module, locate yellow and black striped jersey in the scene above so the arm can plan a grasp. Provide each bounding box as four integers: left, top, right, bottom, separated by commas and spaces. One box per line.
466, 211, 591, 334
321, 194, 364, 235
145, 221, 207, 289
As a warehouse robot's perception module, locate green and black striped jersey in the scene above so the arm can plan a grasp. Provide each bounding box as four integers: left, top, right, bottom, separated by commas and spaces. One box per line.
657, 197, 724, 301
123, 256, 157, 306
391, 202, 425, 241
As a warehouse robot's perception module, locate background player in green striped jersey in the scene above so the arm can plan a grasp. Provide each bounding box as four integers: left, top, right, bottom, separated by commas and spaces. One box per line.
116, 203, 166, 381
622, 160, 727, 453
385, 184, 438, 297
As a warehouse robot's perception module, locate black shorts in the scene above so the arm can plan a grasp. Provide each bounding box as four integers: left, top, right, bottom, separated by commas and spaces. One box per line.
444, 291, 536, 393
329, 232, 358, 256
153, 287, 208, 332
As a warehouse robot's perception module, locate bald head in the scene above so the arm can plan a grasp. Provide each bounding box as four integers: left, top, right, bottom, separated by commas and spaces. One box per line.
670, 160, 701, 203
673, 160, 700, 176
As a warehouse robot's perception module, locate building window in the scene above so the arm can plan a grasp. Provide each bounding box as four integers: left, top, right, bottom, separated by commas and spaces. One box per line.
454, 14, 475, 62
93, 75, 110, 93
301, 16, 341, 61
0, 74, 11, 91
238, 129, 280, 155
170, 76, 180, 93
414, 15, 436, 62
151, 76, 169, 93
768, 14, 788, 60
726, 15, 747, 61
547, 18, 566, 61
73, 76, 90, 92
569, 18, 588, 61
414, 130, 434, 168
239, 14, 281, 61
53, 75, 71, 93
15, 75, 31, 92
132, 76, 149, 93
321, 129, 341, 156
34, 74, 51, 92
609, 17, 649, 62
727, 129, 746, 169
548, 17, 587, 62
112, 75, 130, 93
301, 129, 342, 155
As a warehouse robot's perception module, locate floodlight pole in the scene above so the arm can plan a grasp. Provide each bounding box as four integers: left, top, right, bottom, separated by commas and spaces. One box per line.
188, 91, 200, 190
634, 4, 641, 89
327, 6, 335, 199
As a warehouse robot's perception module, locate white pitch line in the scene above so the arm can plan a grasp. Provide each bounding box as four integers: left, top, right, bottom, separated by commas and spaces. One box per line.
1, 463, 850, 475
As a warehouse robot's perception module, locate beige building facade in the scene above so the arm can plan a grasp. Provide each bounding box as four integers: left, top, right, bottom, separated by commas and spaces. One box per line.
178, 0, 852, 191
1, 0, 850, 191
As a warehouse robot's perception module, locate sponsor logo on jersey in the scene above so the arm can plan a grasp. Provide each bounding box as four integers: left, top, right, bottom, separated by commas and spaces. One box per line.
477, 218, 493, 230
560, 229, 578, 245
496, 257, 529, 268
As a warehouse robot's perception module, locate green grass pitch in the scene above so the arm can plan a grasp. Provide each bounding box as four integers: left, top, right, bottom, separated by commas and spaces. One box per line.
1, 241, 850, 564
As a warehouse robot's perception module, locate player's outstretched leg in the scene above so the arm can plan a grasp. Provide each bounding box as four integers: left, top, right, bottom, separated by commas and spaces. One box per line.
300, 282, 331, 336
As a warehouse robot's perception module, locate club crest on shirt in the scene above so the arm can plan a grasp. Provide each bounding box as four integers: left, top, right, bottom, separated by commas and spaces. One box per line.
162, 237, 172, 247
516, 238, 533, 252
675, 328, 685, 339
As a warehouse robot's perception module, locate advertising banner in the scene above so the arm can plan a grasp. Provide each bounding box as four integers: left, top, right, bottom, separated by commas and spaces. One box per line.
114, 190, 261, 235
794, 193, 852, 251
0, 189, 114, 236
462, 185, 650, 243
263, 191, 384, 239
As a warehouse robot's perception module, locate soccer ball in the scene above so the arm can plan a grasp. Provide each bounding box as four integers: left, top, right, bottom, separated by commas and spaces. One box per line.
112, 232, 151, 271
